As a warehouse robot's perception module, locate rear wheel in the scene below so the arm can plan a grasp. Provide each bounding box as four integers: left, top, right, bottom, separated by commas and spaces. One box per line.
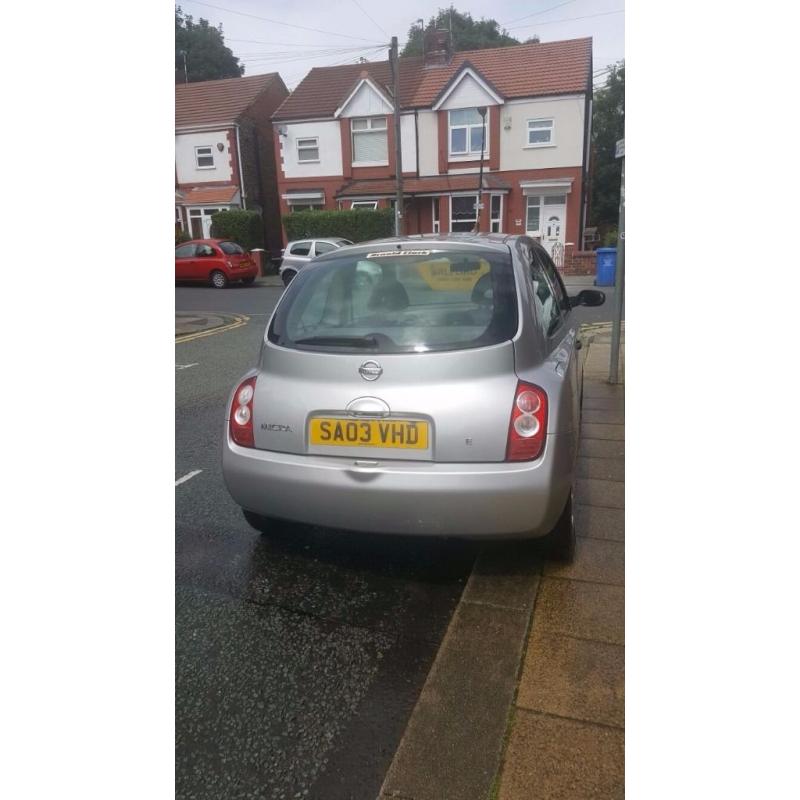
210, 270, 228, 289
242, 276, 256, 285
543, 489, 575, 562
281, 270, 296, 287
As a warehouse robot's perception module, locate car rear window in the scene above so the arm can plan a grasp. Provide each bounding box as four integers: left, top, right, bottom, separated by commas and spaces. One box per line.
268, 248, 518, 354
219, 241, 245, 255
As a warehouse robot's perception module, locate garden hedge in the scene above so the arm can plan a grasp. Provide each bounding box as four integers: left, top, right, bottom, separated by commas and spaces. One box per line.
282, 208, 394, 243
210, 209, 264, 250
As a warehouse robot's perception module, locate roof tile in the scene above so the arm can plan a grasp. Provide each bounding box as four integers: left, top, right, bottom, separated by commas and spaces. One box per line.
176, 73, 282, 128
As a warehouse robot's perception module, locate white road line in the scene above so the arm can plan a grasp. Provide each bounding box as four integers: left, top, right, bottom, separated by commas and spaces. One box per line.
175, 469, 203, 486
176, 363, 199, 370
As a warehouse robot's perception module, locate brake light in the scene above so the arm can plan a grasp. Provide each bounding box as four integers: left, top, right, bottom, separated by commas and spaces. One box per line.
230, 376, 256, 447
506, 381, 548, 461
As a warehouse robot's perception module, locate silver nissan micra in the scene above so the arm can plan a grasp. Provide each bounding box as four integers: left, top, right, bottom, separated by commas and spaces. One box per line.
222, 234, 604, 560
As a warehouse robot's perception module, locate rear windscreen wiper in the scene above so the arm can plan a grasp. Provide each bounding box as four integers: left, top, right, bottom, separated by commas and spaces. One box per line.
294, 335, 378, 348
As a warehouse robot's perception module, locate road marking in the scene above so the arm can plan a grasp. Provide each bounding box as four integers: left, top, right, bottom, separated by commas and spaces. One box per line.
176, 314, 249, 344
176, 363, 199, 370
175, 469, 203, 486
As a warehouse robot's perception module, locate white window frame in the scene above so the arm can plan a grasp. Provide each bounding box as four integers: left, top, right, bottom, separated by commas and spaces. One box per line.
296, 137, 320, 163
288, 203, 321, 212
525, 118, 555, 148
490, 194, 503, 233
351, 116, 389, 166
351, 201, 378, 210
526, 195, 542, 236
432, 197, 440, 233
448, 109, 489, 160
194, 145, 215, 169
449, 194, 479, 233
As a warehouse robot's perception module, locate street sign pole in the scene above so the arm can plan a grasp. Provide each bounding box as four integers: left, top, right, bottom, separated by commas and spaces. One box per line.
390, 37, 404, 237
609, 138, 625, 384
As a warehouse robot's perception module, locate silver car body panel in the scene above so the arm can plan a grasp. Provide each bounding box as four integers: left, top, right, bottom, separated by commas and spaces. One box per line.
224, 234, 584, 538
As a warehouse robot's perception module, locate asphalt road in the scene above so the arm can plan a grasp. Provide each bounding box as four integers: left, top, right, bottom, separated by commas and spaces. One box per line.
174, 280, 620, 799
175, 284, 479, 800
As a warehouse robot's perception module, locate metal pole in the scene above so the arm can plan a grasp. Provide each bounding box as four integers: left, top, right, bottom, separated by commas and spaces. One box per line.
390, 36, 404, 237
473, 107, 487, 233
609, 154, 625, 383
182, 51, 189, 84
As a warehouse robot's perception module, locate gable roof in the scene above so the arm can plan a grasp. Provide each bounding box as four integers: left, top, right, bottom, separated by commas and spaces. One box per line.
176, 73, 283, 129
273, 37, 591, 121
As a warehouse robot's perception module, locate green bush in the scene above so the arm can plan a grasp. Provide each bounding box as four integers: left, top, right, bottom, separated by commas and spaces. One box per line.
283, 208, 394, 243
602, 228, 618, 247
175, 228, 191, 245
210, 209, 264, 250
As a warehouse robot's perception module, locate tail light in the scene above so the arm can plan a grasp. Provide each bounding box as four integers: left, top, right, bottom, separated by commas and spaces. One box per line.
506, 381, 548, 461
230, 377, 256, 447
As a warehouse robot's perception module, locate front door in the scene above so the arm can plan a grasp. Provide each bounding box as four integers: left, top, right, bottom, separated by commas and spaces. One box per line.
541, 198, 566, 259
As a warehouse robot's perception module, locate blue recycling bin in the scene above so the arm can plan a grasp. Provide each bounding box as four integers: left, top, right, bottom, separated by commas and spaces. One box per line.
595, 247, 617, 287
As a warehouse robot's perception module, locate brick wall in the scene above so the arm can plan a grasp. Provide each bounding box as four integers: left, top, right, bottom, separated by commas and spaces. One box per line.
560, 249, 596, 276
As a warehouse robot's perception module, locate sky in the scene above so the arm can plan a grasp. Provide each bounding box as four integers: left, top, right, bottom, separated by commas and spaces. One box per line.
177, 0, 625, 90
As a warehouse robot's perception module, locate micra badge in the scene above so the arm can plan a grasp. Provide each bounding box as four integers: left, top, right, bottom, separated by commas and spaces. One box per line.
261, 423, 292, 432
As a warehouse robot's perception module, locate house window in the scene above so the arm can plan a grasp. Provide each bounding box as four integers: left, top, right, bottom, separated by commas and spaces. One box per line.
449, 108, 488, 158
351, 117, 388, 164
490, 195, 503, 233
527, 119, 554, 147
450, 195, 478, 232
297, 137, 319, 163
351, 201, 378, 210
289, 204, 320, 212
195, 146, 215, 169
432, 198, 440, 233
526, 196, 541, 235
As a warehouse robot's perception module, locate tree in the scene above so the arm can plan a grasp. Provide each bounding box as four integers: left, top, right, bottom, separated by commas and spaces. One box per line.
175, 6, 243, 83
590, 61, 625, 229
401, 7, 519, 57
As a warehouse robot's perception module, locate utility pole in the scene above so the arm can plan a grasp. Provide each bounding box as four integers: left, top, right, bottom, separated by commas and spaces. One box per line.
473, 106, 487, 232
180, 50, 189, 84
609, 138, 625, 384
389, 36, 404, 237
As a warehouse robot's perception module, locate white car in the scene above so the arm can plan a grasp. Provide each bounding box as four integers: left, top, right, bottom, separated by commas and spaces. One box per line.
279, 238, 353, 286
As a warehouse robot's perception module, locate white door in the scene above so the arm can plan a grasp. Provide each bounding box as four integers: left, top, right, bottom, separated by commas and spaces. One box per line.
541, 199, 566, 258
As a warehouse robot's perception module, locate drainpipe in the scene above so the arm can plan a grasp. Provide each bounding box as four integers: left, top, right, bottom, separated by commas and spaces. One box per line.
235, 123, 247, 210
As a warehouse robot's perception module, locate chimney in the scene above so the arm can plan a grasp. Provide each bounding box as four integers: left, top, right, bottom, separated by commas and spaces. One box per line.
424, 28, 452, 67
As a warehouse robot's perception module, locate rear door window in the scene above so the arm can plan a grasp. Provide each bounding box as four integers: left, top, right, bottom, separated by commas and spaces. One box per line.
527, 249, 562, 338
314, 241, 337, 255
536, 248, 570, 316
289, 241, 312, 256
269, 248, 518, 354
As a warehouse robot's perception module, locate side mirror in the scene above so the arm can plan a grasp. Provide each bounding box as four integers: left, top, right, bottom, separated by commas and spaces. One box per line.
570, 289, 606, 308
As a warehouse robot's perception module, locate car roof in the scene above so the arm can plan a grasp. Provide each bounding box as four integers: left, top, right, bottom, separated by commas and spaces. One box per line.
315, 233, 532, 258
287, 237, 350, 244
180, 238, 233, 245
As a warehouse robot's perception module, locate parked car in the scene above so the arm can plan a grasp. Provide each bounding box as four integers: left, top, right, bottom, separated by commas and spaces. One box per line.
175, 239, 259, 288
222, 234, 604, 559
279, 238, 353, 287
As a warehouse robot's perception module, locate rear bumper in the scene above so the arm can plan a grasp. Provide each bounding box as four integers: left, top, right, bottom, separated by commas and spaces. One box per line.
222, 431, 575, 538
228, 264, 258, 280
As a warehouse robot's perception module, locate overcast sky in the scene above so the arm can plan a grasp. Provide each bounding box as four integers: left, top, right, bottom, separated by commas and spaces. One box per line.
178, 0, 624, 90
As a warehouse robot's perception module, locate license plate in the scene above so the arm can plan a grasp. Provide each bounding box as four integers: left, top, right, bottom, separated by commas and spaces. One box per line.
310, 418, 428, 449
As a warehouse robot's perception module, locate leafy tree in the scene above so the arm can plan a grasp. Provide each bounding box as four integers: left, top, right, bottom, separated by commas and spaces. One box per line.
401, 7, 519, 57
590, 61, 625, 228
175, 6, 243, 83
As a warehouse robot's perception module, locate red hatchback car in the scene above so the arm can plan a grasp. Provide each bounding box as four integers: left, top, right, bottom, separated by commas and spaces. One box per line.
175, 239, 259, 288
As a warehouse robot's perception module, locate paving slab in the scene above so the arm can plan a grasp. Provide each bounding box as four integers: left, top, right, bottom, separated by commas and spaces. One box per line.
578, 437, 625, 459
544, 537, 624, 586
517, 628, 624, 727
581, 422, 625, 441
497, 710, 624, 800
379, 600, 531, 800
575, 456, 625, 482
582, 396, 624, 411
581, 408, 625, 424
575, 477, 625, 509
582, 382, 625, 399
574, 504, 625, 542
532, 577, 624, 645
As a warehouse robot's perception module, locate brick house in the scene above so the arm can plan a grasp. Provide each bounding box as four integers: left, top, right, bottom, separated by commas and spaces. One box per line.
175, 73, 288, 255
271, 35, 593, 262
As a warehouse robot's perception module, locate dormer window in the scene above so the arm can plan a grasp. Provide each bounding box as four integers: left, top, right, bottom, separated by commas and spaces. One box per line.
449, 108, 488, 158
351, 117, 388, 165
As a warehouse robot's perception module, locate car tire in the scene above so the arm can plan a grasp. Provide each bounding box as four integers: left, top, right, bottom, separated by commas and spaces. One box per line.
242, 509, 304, 541
281, 270, 296, 287
242, 276, 256, 286
210, 270, 228, 289
543, 488, 575, 562
242, 509, 277, 533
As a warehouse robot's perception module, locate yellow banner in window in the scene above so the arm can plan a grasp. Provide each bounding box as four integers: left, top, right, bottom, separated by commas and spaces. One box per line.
415, 258, 489, 291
